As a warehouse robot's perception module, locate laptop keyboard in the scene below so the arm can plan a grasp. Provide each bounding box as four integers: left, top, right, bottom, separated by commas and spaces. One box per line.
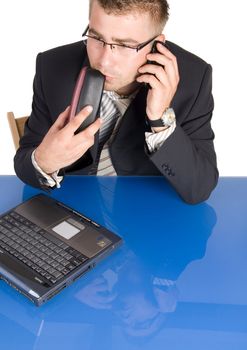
0, 211, 88, 284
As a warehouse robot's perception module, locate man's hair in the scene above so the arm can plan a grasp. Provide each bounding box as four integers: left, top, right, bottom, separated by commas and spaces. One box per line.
89, 0, 170, 30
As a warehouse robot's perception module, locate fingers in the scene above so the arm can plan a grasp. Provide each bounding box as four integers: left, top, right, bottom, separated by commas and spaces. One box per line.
139, 59, 177, 86
139, 65, 167, 83
75, 117, 102, 144
137, 72, 162, 90
50, 105, 97, 138
58, 104, 101, 150
139, 44, 179, 84
137, 52, 179, 92
66, 105, 94, 133
155, 43, 179, 78
84, 117, 102, 136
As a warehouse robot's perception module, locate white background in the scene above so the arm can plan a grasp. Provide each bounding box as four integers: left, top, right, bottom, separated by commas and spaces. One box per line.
0, 0, 246, 175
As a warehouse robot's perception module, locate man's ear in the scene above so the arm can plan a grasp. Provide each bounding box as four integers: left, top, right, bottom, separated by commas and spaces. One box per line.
156, 33, 165, 43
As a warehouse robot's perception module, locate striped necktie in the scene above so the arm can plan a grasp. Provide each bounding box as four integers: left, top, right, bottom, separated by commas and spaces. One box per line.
97, 93, 121, 175
99, 93, 121, 144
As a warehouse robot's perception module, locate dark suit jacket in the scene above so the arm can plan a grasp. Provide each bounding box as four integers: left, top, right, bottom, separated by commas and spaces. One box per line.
14, 40, 218, 204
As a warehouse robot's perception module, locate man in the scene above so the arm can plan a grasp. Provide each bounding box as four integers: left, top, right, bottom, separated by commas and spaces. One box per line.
14, 0, 218, 204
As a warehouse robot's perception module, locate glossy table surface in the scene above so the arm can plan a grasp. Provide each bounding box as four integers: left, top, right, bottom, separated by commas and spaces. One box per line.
0, 176, 247, 350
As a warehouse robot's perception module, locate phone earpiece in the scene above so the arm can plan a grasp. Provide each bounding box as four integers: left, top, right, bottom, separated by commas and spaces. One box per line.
146, 40, 165, 89
147, 40, 165, 67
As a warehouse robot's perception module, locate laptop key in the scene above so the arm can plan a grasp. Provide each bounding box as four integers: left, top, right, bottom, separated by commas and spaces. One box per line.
61, 260, 70, 267
64, 253, 73, 260
51, 261, 59, 268
65, 247, 77, 256
53, 271, 63, 279
69, 259, 82, 267
61, 268, 70, 275
50, 278, 57, 284
45, 274, 53, 281
0, 226, 8, 234
42, 263, 50, 271
41, 231, 64, 247
56, 265, 65, 272
59, 242, 70, 250
54, 247, 62, 254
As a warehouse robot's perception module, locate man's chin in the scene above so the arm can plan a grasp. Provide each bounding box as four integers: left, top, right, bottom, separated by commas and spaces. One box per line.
103, 80, 120, 92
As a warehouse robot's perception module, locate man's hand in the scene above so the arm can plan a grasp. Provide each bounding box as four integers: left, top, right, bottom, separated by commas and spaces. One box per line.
76, 276, 117, 309
136, 42, 179, 121
35, 105, 101, 174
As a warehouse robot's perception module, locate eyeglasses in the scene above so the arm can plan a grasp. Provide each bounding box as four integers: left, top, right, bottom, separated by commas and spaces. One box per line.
81, 25, 158, 57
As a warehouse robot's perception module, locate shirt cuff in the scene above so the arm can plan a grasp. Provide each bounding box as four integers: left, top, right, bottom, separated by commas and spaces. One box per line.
31, 150, 63, 189
145, 121, 176, 153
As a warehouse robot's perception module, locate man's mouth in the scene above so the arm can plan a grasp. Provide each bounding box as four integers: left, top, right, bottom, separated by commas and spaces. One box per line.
105, 75, 115, 81
92, 65, 117, 81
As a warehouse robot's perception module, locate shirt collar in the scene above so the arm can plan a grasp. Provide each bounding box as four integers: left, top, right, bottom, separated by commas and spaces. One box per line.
103, 89, 139, 101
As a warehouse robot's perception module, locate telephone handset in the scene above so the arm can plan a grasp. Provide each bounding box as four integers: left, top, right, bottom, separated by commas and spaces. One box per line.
147, 40, 165, 66
69, 67, 105, 134
146, 40, 165, 88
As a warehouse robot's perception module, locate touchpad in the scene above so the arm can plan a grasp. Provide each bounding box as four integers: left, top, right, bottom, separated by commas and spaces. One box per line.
52, 221, 80, 239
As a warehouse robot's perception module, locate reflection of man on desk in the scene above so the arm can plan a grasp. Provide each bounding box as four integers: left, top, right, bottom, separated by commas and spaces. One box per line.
14, 0, 218, 204
75, 196, 217, 343
72, 176, 217, 342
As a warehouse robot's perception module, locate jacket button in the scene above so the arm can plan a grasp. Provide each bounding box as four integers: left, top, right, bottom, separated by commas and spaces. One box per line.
162, 163, 169, 170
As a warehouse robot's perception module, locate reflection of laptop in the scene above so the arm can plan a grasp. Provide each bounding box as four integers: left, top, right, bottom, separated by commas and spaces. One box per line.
0, 194, 122, 306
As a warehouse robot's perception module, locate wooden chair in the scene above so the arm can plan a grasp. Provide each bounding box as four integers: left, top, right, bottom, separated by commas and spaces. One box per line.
7, 112, 29, 150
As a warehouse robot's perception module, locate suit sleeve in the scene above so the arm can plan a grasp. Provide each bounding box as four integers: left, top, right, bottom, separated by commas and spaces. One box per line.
150, 64, 218, 204
14, 53, 54, 189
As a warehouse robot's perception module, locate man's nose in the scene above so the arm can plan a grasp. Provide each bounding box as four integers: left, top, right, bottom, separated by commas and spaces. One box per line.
99, 44, 116, 67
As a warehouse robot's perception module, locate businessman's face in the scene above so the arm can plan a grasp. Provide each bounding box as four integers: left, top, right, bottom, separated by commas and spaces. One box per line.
87, 0, 161, 95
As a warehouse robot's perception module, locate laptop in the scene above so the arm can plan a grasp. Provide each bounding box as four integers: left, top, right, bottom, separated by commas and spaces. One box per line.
0, 194, 122, 306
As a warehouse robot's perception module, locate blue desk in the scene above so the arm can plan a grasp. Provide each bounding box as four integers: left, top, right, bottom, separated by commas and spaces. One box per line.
0, 176, 247, 350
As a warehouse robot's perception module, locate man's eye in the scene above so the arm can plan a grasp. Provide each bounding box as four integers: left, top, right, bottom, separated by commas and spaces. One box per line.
91, 36, 102, 41
121, 44, 135, 49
